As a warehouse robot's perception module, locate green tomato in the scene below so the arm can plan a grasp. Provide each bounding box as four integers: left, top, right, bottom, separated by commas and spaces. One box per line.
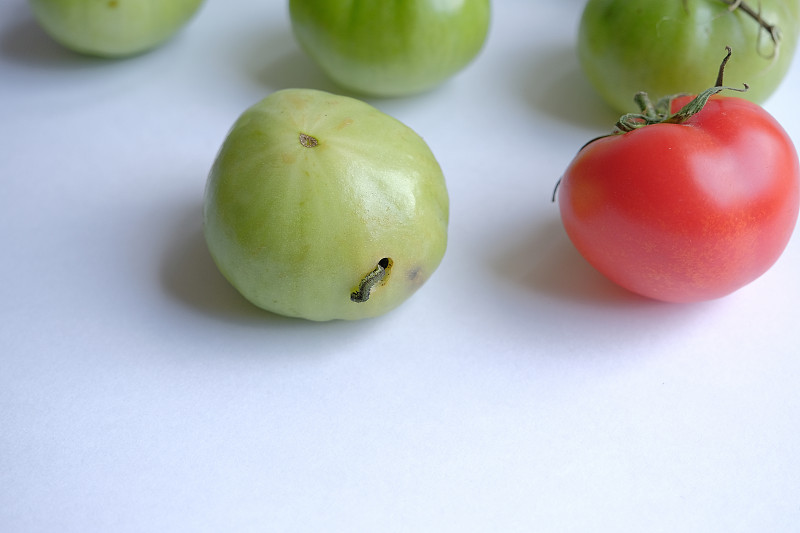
578, 0, 800, 113
288, 0, 491, 97
28, 0, 204, 57
203, 89, 450, 321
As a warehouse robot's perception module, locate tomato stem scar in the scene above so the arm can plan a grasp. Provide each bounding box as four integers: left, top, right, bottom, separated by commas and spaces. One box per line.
299, 133, 318, 148
351, 258, 391, 303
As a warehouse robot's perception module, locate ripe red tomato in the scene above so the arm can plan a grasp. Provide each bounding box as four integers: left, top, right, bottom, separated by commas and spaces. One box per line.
557, 92, 800, 303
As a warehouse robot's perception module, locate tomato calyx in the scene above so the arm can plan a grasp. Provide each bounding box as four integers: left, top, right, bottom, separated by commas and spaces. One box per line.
614, 84, 747, 132
584, 46, 748, 144
552, 47, 749, 202
615, 47, 749, 132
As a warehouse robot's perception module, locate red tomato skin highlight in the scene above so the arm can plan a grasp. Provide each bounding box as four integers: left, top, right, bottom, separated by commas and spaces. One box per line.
558, 96, 800, 303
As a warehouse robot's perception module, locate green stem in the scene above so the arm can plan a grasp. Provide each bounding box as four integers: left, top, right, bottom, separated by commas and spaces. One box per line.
615, 47, 748, 131
714, 45, 733, 86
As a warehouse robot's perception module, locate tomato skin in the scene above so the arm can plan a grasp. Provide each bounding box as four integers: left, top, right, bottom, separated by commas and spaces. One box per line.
28, 0, 204, 57
288, 0, 490, 97
558, 96, 800, 302
578, 0, 800, 114
203, 89, 449, 321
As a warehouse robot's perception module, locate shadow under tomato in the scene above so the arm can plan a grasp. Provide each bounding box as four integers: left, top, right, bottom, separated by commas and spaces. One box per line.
483, 215, 722, 352
0, 11, 100, 69
492, 216, 653, 306
0, 6, 175, 70
516, 43, 618, 130
158, 200, 391, 351
232, 22, 343, 96
237, 22, 453, 105
159, 202, 279, 324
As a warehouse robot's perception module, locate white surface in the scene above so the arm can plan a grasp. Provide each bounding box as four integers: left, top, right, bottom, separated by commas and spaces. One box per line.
2, 1, 799, 531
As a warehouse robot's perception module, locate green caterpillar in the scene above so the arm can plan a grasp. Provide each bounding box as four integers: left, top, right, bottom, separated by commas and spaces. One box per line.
351, 258, 391, 303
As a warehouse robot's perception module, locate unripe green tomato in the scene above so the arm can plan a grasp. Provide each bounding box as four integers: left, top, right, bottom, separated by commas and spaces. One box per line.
578, 0, 800, 113
203, 89, 450, 322
288, 0, 491, 97
28, 0, 204, 57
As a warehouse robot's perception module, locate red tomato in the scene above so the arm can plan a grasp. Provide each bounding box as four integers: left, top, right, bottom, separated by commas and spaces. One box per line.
557, 94, 800, 302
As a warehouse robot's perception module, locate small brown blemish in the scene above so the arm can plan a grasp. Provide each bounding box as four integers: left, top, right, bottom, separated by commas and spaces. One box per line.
335, 118, 354, 130
108, 0, 119, 7
299, 133, 318, 148
406, 266, 427, 289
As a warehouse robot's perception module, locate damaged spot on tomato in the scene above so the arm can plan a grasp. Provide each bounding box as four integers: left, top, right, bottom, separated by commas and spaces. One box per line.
351, 258, 392, 303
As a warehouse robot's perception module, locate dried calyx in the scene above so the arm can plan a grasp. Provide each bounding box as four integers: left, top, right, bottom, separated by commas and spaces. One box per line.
718, 0, 782, 58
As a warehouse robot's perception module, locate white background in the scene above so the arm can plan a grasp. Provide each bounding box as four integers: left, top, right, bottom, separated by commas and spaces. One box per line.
2, 1, 799, 531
